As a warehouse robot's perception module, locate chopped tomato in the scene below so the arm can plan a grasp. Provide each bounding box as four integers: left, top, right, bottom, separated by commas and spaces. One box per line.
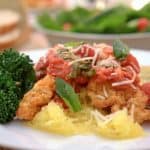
75, 45, 95, 57
35, 57, 48, 70
121, 54, 140, 73
75, 76, 88, 85
95, 67, 113, 83
46, 53, 71, 79
141, 83, 150, 97
137, 18, 149, 31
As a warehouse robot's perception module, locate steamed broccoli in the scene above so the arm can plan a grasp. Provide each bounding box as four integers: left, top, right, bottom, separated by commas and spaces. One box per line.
0, 49, 36, 123
0, 49, 36, 96
0, 70, 20, 123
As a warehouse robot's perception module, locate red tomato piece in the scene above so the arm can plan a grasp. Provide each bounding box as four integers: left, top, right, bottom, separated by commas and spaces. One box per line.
75, 45, 95, 57
137, 18, 149, 31
121, 54, 140, 73
35, 57, 48, 70
141, 83, 150, 97
95, 67, 113, 83
75, 76, 88, 85
46, 54, 71, 79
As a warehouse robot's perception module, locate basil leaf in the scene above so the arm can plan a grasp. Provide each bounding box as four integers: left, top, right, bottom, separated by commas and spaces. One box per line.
113, 39, 130, 60
56, 77, 82, 112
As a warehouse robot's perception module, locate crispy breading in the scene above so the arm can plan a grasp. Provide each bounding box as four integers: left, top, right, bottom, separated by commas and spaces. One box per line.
16, 75, 55, 120
87, 79, 150, 123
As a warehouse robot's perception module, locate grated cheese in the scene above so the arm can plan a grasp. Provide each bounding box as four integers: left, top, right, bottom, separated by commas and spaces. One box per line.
112, 66, 136, 87
92, 48, 100, 67
103, 86, 108, 98
91, 110, 107, 121
130, 84, 137, 90
96, 95, 106, 100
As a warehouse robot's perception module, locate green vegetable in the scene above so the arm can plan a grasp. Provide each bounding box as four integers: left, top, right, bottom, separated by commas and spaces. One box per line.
0, 49, 36, 123
0, 70, 20, 123
69, 60, 95, 78
140, 3, 150, 19
0, 49, 36, 96
38, 4, 150, 34
56, 78, 82, 112
57, 7, 96, 25
113, 40, 130, 60
37, 13, 61, 30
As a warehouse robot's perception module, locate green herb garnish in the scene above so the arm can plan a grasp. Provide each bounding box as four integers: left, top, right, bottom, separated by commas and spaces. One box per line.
56, 77, 82, 112
69, 60, 95, 78
57, 48, 76, 61
64, 41, 84, 48
113, 39, 130, 60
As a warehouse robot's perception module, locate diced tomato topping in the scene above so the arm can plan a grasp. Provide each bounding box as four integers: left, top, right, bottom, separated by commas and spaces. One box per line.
46, 53, 71, 79
75, 76, 88, 85
95, 67, 113, 83
75, 45, 95, 57
35, 57, 48, 70
141, 83, 150, 97
121, 54, 140, 73
137, 18, 149, 31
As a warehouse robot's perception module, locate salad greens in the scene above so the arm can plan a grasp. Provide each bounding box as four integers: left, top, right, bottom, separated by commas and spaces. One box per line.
56, 77, 82, 112
37, 4, 150, 34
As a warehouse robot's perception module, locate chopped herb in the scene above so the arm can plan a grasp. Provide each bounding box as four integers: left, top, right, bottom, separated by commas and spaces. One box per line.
64, 41, 84, 48
113, 39, 130, 60
57, 48, 77, 61
69, 60, 95, 78
56, 77, 82, 112
84, 69, 96, 77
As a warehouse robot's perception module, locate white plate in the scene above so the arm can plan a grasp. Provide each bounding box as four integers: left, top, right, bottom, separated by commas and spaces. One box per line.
0, 49, 150, 150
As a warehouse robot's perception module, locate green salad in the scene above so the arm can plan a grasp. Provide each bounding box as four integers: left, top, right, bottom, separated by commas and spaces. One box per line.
37, 4, 150, 34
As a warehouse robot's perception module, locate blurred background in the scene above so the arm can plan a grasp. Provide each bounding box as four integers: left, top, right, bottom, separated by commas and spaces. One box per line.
0, 0, 150, 50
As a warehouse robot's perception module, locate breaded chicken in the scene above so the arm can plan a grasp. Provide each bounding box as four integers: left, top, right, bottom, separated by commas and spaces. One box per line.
16, 75, 55, 120
87, 79, 150, 123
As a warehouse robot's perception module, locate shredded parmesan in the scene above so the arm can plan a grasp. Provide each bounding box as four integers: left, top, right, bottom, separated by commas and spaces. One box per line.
111, 72, 118, 76
96, 95, 106, 100
103, 86, 108, 98
92, 48, 99, 67
112, 66, 136, 87
131, 63, 139, 73
91, 110, 107, 121
97, 57, 120, 68
72, 45, 82, 53
130, 84, 137, 90
84, 47, 89, 57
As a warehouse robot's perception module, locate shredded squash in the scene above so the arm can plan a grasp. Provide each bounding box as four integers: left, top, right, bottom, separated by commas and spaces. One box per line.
96, 109, 144, 139
28, 102, 144, 139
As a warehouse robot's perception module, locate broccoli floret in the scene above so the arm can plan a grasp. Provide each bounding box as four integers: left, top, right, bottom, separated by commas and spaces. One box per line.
0, 49, 36, 123
0, 71, 20, 123
0, 49, 36, 97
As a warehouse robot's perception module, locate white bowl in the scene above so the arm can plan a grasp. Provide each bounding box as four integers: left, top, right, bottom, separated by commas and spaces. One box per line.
33, 20, 150, 50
